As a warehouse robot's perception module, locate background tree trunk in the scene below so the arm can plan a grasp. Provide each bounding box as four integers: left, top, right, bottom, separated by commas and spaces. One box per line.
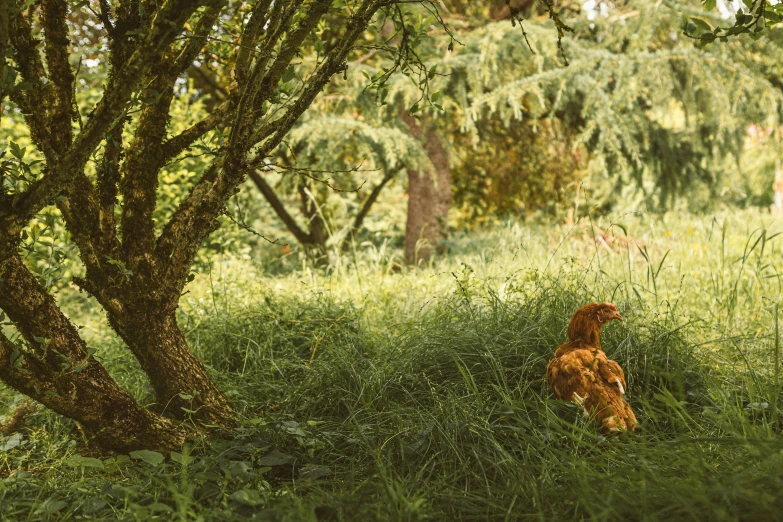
400, 113, 452, 265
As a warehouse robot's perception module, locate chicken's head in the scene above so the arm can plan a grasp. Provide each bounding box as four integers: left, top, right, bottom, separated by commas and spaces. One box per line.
567, 302, 623, 344
596, 302, 623, 324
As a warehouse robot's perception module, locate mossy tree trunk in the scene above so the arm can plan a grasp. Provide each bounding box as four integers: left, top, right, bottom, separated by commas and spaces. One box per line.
0, 0, 423, 452
108, 312, 232, 424
0, 255, 185, 452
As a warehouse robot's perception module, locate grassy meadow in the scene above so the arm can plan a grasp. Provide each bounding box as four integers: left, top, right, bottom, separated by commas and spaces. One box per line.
2, 209, 783, 521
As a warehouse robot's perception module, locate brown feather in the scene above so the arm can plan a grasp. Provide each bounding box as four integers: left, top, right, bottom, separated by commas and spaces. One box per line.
546, 303, 637, 433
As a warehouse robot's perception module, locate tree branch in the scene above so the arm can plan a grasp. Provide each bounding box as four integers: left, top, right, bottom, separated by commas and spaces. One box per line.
97, 0, 115, 36
0, 254, 87, 360
154, 0, 383, 301
233, 0, 274, 85
174, 4, 224, 72
119, 4, 226, 273
8, 9, 56, 162
248, 169, 311, 245
249, 2, 379, 155
41, 0, 76, 153
159, 98, 232, 163
0, 0, 13, 103
352, 172, 395, 234
237, 0, 309, 92
3, 0, 210, 228
188, 65, 230, 100
243, 0, 331, 123
98, 122, 124, 249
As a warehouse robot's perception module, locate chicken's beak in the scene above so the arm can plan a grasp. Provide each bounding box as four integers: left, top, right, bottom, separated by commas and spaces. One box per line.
610, 310, 624, 322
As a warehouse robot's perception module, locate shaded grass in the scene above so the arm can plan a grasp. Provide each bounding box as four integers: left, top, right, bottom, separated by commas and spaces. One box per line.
2, 210, 783, 520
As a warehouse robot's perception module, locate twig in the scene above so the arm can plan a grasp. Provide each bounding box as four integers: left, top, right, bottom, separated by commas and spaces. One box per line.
221, 210, 287, 245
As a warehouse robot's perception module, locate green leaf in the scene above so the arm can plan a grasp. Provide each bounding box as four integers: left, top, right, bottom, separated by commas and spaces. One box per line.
9, 142, 24, 160
148, 502, 173, 513
129, 449, 165, 466
764, 10, 782, 24
688, 18, 713, 36
34, 499, 67, 515
65, 455, 105, 469
170, 451, 194, 466
282, 65, 296, 83
222, 460, 255, 481
300, 464, 331, 480
258, 449, 295, 466
125, 28, 148, 36
230, 489, 264, 506
726, 24, 748, 35
10, 348, 23, 370
103, 455, 132, 473
1, 65, 17, 87
0, 433, 23, 451
81, 497, 107, 515
702, 0, 717, 11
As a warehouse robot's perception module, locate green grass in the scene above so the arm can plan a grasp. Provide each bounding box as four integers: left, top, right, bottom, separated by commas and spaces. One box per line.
2, 209, 783, 521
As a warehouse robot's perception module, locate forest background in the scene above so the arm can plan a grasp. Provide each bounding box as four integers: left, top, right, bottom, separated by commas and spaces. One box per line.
2, 0, 783, 520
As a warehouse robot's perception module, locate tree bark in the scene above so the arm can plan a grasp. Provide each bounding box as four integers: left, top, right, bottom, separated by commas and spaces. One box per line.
0, 255, 185, 453
107, 312, 235, 428
400, 113, 452, 265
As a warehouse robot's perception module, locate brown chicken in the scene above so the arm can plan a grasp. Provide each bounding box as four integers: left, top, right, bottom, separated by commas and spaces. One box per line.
546, 303, 637, 433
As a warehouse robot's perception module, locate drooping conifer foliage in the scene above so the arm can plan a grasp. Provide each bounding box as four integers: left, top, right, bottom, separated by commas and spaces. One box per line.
254, 0, 781, 241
